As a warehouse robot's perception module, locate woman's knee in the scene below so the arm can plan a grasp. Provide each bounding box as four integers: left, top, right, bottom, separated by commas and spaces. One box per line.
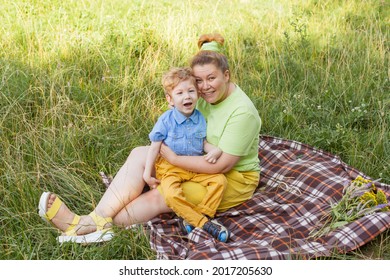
125, 146, 150, 174
128, 146, 149, 161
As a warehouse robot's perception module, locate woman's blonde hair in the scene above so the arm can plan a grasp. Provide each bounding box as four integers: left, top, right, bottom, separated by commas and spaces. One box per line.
190, 33, 229, 73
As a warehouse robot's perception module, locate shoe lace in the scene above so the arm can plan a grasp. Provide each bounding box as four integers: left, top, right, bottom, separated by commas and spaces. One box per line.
204, 222, 222, 238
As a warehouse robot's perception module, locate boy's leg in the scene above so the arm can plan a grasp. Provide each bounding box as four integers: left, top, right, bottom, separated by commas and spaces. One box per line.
191, 173, 227, 218
156, 157, 207, 227
190, 173, 230, 242
161, 174, 209, 228
157, 159, 209, 228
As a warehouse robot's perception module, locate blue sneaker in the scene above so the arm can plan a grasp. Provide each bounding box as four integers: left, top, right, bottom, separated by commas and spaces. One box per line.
180, 219, 195, 234
202, 220, 230, 242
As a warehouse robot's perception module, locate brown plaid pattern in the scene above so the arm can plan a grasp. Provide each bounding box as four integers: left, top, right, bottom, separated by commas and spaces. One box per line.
147, 135, 390, 259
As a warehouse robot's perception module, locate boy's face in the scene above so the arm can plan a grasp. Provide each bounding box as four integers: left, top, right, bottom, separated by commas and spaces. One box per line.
166, 79, 198, 117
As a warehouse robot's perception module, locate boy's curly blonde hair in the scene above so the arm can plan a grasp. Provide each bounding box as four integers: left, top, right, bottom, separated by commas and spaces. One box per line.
161, 67, 196, 95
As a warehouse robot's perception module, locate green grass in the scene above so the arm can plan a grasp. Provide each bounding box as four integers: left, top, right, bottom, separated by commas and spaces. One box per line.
0, 0, 389, 259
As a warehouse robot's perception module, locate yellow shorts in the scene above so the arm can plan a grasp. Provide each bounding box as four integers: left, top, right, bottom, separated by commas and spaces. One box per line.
174, 169, 259, 212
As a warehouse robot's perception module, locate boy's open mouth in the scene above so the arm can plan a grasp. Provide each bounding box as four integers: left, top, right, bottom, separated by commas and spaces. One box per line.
183, 102, 193, 108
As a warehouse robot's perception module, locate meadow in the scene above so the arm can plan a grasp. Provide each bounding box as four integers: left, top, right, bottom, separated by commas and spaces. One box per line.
0, 0, 388, 259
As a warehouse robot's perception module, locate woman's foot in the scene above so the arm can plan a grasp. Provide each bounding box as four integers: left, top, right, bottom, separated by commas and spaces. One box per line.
41, 192, 111, 236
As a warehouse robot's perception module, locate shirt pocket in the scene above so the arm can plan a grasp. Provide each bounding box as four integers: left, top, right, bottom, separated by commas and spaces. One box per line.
193, 131, 206, 154
167, 131, 185, 154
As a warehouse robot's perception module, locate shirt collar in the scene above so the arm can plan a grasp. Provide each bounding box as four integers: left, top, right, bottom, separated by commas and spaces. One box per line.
172, 107, 199, 124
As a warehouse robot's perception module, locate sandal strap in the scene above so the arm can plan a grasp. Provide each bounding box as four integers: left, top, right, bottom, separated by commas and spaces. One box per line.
45, 196, 62, 221
88, 211, 112, 231
63, 215, 81, 236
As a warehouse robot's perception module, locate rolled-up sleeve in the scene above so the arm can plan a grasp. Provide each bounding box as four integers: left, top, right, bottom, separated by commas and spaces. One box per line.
149, 116, 168, 142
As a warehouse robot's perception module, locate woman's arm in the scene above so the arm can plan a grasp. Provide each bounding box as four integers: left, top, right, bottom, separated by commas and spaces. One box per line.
160, 144, 240, 174
203, 140, 222, 164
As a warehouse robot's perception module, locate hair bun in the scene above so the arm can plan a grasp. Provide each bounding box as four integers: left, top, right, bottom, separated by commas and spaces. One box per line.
197, 33, 225, 50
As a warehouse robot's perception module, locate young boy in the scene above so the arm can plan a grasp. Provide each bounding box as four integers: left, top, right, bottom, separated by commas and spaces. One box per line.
143, 67, 230, 242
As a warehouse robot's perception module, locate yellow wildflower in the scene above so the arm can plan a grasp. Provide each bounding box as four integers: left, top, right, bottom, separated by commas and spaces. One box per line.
360, 192, 377, 208
376, 189, 388, 205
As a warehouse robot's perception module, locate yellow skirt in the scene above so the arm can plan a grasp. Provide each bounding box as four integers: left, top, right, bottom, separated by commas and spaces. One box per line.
158, 169, 259, 212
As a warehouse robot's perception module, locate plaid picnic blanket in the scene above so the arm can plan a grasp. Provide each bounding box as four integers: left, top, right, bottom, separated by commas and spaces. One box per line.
147, 135, 390, 259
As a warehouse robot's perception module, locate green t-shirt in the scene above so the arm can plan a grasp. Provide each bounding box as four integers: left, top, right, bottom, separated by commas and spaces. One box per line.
197, 85, 261, 172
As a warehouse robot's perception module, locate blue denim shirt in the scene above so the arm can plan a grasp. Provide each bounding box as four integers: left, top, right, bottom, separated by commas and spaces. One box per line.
149, 108, 207, 156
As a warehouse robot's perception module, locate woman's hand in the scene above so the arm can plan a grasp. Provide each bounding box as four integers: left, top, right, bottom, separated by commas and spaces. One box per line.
160, 143, 177, 164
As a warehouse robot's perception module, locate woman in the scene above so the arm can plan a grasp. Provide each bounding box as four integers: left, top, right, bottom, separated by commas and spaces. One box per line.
39, 33, 261, 243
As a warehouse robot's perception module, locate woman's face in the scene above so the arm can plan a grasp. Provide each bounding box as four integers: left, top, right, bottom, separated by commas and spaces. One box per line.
192, 64, 230, 105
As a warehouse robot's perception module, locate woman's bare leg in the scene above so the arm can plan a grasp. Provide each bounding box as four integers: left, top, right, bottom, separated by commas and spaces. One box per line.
44, 146, 160, 235
94, 146, 151, 218
113, 189, 172, 226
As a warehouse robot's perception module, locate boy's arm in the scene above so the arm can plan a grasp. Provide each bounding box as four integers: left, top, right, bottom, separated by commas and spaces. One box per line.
143, 141, 162, 189
203, 140, 223, 164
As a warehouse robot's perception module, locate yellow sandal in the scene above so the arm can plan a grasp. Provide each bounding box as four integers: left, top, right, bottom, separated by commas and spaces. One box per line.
38, 192, 114, 244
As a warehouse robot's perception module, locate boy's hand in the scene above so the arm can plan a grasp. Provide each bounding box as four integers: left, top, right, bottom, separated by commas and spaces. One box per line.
204, 147, 223, 164
143, 174, 160, 189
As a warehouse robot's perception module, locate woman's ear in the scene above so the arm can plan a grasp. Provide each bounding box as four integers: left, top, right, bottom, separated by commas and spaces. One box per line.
223, 70, 230, 82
